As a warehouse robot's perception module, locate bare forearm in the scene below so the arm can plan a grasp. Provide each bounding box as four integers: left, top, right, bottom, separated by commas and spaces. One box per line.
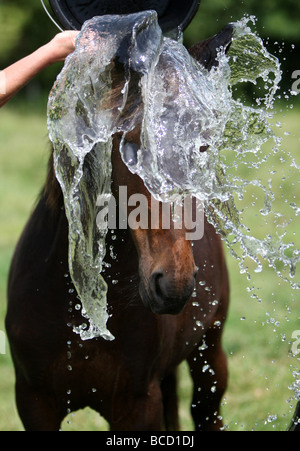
0, 45, 55, 107
0, 31, 79, 107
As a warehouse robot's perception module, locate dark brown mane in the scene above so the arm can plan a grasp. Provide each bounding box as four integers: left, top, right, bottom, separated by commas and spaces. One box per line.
43, 153, 62, 212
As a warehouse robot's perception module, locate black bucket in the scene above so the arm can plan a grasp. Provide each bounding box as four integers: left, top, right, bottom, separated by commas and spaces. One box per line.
48, 0, 201, 33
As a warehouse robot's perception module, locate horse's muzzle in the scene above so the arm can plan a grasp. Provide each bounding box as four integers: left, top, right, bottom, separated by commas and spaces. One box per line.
140, 269, 197, 315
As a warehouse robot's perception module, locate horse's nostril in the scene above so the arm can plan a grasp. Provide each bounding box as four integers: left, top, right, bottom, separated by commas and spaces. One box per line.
150, 269, 196, 303
146, 269, 197, 315
151, 271, 164, 300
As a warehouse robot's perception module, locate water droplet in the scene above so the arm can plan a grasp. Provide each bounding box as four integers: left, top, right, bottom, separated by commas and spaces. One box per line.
265, 414, 277, 424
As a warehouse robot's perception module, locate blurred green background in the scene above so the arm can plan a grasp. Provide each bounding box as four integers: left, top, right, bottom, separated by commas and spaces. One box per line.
0, 0, 299, 431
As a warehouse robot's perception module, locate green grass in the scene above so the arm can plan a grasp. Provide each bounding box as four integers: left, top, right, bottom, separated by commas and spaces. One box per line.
0, 101, 299, 431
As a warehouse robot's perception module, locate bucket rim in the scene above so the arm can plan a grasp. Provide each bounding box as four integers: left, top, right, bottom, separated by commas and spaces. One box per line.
47, 0, 201, 33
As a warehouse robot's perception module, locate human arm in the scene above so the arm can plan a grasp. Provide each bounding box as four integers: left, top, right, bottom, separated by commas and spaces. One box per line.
0, 31, 79, 107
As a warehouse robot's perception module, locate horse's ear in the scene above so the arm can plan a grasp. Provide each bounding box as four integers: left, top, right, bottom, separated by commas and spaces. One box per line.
188, 24, 233, 71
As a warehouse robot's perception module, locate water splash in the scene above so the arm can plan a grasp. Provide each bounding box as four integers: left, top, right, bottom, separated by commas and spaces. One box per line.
48, 11, 164, 341
211, 16, 298, 285
48, 12, 299, 341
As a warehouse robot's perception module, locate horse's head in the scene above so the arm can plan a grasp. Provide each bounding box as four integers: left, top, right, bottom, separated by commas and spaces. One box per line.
111, 128, 198, 315
48, 19, 233, 327
106, 24, 234, 316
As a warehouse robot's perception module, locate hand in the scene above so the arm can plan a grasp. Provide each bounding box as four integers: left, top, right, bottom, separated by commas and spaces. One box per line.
48, 31, 80, 63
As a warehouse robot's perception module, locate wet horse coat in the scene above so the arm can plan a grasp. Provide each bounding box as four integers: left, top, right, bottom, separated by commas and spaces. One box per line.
6, 27, 233, 431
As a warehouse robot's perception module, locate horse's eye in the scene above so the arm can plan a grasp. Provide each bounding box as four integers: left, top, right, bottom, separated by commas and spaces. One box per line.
123, 141, 139, 166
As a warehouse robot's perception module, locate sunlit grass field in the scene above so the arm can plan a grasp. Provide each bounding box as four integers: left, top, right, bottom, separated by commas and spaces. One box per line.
0, 100, 299, 431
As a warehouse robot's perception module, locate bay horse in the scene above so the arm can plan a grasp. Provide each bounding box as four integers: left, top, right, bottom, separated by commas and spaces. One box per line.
6, 26, 233, 431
